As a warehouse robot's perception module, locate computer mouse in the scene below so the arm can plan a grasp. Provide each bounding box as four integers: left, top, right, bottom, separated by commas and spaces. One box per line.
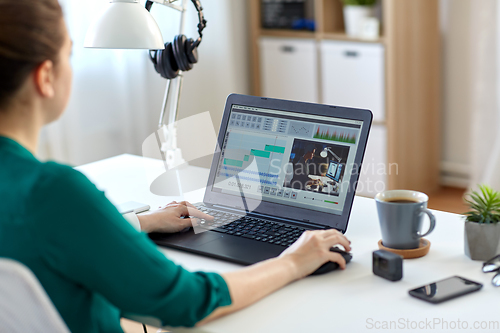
310, 247, 352, 276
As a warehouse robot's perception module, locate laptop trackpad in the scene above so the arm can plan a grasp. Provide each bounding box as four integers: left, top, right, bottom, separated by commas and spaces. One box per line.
150, 229, 221, 247
151, 230, 285, 264
194, 234, 285, 264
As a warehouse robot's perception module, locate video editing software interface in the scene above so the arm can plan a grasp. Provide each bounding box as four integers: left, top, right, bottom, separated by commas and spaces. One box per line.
212, 105, 364, 216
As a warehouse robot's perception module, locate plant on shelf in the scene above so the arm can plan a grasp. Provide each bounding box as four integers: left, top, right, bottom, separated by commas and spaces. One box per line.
340, 0, 378, 38
463, 185, 500, 261
341, 0, 377, 5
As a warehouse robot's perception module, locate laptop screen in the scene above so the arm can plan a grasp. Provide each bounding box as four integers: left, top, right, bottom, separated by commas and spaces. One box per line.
210, 104, 365, 216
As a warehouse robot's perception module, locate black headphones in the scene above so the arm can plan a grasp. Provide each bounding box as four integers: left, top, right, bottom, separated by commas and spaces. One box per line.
146, 0, 207, 80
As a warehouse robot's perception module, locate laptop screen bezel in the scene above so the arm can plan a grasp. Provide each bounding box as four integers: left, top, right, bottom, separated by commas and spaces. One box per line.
203, 94, 373, 233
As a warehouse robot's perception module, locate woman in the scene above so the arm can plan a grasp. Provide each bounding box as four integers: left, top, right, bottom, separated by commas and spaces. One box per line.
0, 1, 351, 332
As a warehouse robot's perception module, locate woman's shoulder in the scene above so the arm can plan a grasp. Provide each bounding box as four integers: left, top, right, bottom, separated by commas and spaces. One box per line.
32, 161, 97, 200
38, 160, 85, 181
27, 161, 116, 227
40, 161, 83, 180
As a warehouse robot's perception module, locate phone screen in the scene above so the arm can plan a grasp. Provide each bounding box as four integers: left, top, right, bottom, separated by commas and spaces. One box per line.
409, 276, 482, 303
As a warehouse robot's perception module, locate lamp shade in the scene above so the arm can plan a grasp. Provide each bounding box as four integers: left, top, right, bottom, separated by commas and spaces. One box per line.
85, 0, 164, 49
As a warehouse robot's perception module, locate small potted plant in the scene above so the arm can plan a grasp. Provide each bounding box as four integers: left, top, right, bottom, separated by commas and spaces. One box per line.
341, 0, 377, 38
463, 185, 500, 261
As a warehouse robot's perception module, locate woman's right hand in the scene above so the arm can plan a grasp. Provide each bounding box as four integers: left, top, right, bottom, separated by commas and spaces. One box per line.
279, 229, 352, 280
201, 229, 352, 325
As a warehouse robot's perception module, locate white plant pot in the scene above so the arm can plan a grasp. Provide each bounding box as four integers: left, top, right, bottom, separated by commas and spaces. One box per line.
343, 5, 375, 38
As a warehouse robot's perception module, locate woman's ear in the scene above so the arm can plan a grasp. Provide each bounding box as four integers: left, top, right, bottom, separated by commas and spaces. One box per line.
33, 60, 55, 98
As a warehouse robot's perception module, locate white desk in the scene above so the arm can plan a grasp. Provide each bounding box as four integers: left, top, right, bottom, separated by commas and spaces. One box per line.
76, 154, 500, 333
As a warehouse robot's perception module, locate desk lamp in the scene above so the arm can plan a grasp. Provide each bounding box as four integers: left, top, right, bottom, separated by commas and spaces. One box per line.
320, 147, 342, 162
85, 0, 205, 170
84, 0, 165, 49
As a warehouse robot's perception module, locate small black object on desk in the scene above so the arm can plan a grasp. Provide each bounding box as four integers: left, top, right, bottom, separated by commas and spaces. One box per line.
373, 250, 403, 281
310, 247, 352, 276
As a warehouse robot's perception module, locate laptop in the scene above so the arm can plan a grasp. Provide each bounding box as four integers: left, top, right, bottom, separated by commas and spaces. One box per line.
150, 94, 372, 265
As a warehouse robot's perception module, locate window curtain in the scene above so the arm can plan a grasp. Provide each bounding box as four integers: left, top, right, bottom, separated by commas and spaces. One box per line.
38, 0, 250, 168
469, 0, 500, 190
38, 0, 163, 166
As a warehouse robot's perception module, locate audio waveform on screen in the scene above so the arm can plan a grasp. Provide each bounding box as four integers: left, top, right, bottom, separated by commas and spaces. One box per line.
314, 126, 356, 144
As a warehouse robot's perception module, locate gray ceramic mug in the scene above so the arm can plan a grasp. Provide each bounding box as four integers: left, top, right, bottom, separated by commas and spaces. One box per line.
375, 190, 436, 250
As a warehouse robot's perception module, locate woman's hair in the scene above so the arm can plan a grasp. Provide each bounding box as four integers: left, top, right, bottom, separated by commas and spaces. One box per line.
0, 0, 64, 109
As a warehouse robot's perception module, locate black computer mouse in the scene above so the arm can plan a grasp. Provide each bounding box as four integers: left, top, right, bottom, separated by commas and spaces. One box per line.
310, 247, 352, 276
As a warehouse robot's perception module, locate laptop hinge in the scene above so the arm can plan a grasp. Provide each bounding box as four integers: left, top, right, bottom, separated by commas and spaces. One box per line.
210, 204, 329, 230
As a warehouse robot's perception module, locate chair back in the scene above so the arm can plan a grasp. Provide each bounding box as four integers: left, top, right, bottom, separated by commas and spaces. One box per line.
0, 258, 70, 333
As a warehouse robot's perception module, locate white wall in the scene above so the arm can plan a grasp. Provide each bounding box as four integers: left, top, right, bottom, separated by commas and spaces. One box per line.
439, 0, 473, 187
41, 0, 250, 167
51, 0, 473, 178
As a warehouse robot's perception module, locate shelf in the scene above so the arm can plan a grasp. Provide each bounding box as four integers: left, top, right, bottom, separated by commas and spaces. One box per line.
250, 0, 442, 194
320, 32, 385, 44
258, 29, 384, 44
259, 29, 316, 39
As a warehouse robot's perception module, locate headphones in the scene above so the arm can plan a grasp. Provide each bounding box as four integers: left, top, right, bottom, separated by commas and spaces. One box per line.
146, 0, 207, 80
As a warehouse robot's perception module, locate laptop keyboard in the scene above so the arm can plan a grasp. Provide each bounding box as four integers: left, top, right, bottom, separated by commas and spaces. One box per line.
196, 205, 311, 247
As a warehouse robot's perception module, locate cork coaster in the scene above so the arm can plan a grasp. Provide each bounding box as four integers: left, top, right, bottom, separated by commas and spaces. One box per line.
378, 239, 431, 259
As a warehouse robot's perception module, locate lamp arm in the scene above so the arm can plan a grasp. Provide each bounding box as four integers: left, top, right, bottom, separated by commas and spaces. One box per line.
146, 0, 207, 46
146, 0, 189, 131
145, 0, 206, 170
327, 148, 342, 163
190, 0, 207, 46
147, 0, 184, 12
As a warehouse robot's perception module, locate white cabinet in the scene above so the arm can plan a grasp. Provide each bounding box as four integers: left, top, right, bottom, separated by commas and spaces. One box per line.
320, 41, 385, 122
320, 41, 387, 196
259, 37, 318, 103
251, 1, 441, 196
357, 125, 387, 197
259, 38, 388, 197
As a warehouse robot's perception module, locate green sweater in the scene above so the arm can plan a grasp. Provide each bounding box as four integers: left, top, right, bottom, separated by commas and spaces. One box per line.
0, 136, 231, 332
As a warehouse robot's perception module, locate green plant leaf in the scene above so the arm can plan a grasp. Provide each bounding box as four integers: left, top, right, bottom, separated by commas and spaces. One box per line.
465, 201, 484, 212
480, 185, 488, 199
463, 184, 500, 224
470, 191, 487, 207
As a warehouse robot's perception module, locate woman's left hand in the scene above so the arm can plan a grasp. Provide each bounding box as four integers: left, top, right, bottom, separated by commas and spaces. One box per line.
137, 201, 213, 233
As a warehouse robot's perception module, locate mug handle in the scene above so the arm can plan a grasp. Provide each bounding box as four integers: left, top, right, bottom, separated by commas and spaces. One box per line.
418, 208, 436, 238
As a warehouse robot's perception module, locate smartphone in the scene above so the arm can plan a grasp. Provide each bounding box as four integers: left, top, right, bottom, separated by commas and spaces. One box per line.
409, 276, 483, 304
116, 201, 150, 215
